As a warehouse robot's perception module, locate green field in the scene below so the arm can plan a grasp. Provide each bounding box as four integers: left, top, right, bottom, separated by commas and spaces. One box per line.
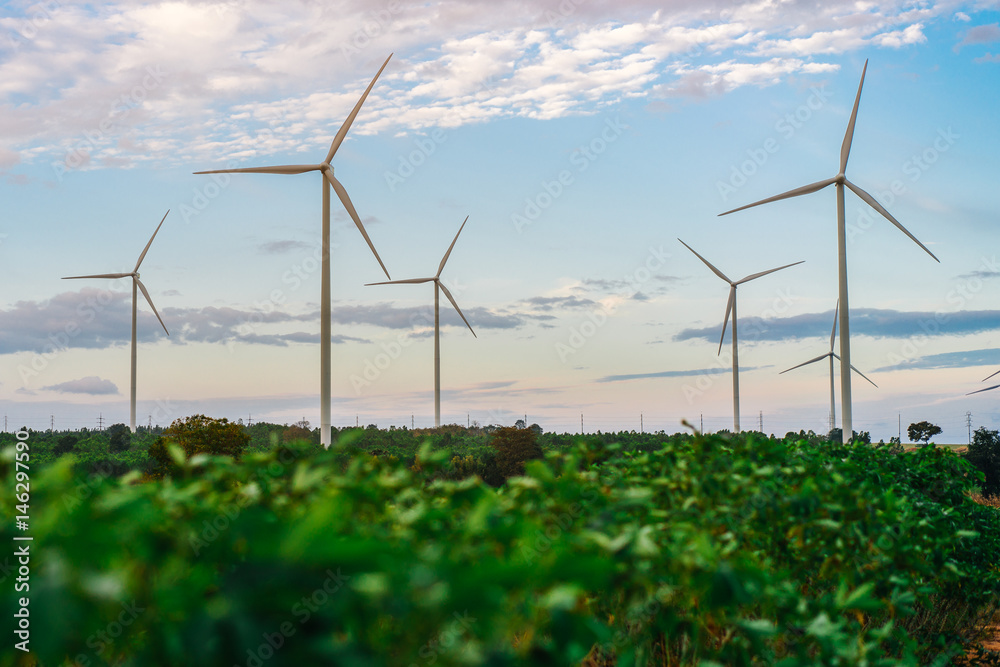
2, 424, 1000, 666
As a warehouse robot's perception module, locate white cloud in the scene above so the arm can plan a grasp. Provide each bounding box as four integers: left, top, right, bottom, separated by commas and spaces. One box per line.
0, 0, 960, 168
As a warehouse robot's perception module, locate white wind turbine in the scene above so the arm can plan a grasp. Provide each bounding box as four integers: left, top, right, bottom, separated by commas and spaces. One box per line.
780, 300, 877, 431
966, 369, 1000, 396
194, 54, 393, 448
63, 211, 170, 434
679, 239, 803, 432
719, 60, 939, 443
366, 217, 476, 427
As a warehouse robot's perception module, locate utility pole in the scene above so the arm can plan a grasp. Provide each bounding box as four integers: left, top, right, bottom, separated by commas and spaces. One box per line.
50, 415, 54, 432
700, 413, 703, 433
247, 413, 253, 427
467, 414, 470, 428
148, 415, 152, 430
411, 414, 414, 429
966, 411, 973, 444
759, 411, 763, 433
640, 413, 643, 434
356, 415, 358, 428
3, 415, 6, 433
898, 414, 901, 441
580, 413, 583, 434
98, 413, 104, 431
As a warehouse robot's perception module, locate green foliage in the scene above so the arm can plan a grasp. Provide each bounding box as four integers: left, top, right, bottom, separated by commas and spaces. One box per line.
2, 431, 998, 666
54, 433, 79, 455
108, 423, 132, 453
907, 421, 943, 444
147, 414, 250, 478
965, 426, 1000, 498
489, 425, 543, 482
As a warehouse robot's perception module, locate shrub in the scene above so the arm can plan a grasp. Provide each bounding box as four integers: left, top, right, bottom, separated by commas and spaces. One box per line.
147, 414, 250, 478
54, 433, 79, 455
965, 426, 1000, 498
489, 426, 542, 482
107, 423, 131, 453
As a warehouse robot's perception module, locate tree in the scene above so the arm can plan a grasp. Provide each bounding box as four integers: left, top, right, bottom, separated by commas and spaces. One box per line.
107, 423, 131, 453
514, 419, 526, 429
489, 426, 543, 483
907, 421, 942, 444
54, 434, 79, 455
147, 415, 250, 478
965, 427, 1000, 498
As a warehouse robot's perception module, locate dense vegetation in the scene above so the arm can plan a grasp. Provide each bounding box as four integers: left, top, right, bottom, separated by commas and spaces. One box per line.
2, 422, 999, 666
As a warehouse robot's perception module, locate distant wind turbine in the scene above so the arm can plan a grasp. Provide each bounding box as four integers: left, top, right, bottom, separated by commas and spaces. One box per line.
679, 238, 803, 432
780, 300, 877, 431
63, 211, 170, 434
719, 60, 939, 443
966, 369, 1000, 396
194, 54, 393, 448
367, 217, 476, 427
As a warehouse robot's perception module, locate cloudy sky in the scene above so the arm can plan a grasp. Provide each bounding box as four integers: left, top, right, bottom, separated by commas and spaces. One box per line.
1, 0, 999, 440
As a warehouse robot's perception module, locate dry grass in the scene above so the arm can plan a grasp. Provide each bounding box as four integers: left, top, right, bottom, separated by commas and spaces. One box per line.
969, 492, 1000, 509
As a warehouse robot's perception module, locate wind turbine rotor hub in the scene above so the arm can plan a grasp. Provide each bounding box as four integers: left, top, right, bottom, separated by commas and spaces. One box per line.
835, 173, 846, 184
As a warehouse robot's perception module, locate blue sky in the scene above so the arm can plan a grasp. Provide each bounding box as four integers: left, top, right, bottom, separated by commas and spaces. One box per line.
1, 0, 999, 441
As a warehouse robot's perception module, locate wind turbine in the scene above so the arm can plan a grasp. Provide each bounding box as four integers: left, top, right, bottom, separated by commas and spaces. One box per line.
194, 54, 393, 448
679, 239, 803, 432
63, 211, 170, 434
780, 301, 877, 431
366, 216, 476, 427
966, 369, 1000, 396
719, 59, 939, 443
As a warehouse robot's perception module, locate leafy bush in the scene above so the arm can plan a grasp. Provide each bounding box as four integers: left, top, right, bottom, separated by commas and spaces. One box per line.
147, 414, 250, 478
107, 423, 131, 453
2, 432, 998, 666
489, 425, 543, 482
965, 426, 1000, 498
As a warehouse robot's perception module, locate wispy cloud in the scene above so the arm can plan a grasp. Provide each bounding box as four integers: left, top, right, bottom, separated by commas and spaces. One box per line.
42, 376, 119, 395
874, 348, 1000, 372
596, 366, 767, 383
675, 308, 1000, 345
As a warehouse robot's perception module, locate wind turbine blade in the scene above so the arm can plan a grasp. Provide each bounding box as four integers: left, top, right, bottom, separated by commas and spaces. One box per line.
831, 353, 877, 388
844, 179, 939, 262
134, 210, 169, 272
325, 53, 393, 163
718, 177, 837, 216
968, 384, 1000, 396
325, 171, 391, 280
437, 216, 469, 278
780, 352, 832, 374
840, 59, 868, 174
439, 282, 476, 337
830, 300, 839, 352
678, 238, 731, 284
735, 260, 804, 285
63, 273, 130, 280
718, 286, 735, 355
982, 369, 1000, 383
193, 165, 320, 175
135, 278, 169, 336
365, 277, 435, 286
